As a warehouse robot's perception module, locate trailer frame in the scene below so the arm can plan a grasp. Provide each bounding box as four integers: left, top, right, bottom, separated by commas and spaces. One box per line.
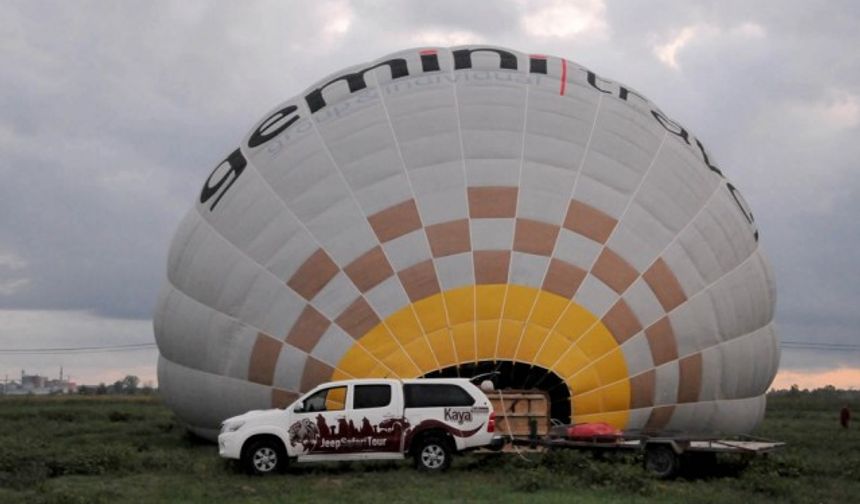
507, 430, 785, 478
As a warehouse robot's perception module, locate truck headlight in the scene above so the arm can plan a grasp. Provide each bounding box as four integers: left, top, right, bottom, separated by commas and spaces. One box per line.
221, 421, 244, 433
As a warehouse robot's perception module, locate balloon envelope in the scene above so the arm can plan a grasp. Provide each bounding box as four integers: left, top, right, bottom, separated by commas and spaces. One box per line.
154, 46, 778, 440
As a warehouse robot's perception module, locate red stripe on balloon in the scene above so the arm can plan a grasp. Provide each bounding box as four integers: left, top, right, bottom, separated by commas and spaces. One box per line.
560, 59, 568, 96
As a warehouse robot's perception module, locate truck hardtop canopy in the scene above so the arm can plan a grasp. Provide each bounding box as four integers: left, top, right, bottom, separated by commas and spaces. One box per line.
302, 377, 474, 389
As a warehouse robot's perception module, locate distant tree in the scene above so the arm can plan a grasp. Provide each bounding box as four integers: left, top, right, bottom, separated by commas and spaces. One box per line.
141, 381, 154, 395
121, 375, 140, 395
112, 380, 123, 394
96, 383, 108, 395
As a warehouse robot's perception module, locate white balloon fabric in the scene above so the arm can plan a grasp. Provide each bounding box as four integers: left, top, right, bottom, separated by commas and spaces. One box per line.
154, 46, 778, 440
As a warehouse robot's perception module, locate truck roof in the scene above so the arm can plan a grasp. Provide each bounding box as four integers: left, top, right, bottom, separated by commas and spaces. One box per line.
310, 377, 474, 388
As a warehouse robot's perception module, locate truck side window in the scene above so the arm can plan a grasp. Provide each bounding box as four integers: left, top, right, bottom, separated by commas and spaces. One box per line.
404, 384, 475, 408
302, 386, 347, 412
353, 385, 391, 409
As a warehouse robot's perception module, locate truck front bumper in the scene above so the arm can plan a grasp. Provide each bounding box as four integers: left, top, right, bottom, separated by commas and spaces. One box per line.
218, 431, 243, 460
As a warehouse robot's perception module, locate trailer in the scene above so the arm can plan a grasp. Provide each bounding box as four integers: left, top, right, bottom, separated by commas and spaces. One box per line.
508, 428, 785, 478
481, 385, 784, 478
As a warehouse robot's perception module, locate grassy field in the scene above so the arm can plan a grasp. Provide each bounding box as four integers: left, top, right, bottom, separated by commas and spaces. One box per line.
1, 391, 858, 503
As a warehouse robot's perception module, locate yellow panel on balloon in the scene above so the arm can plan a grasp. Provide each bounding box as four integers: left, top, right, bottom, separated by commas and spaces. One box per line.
368, 364, 393, 378
496, 320, 524, 360
337, 344, 378, 377
360, 325, 400, 360
331, 368, 352, 382
381, 348, 421, 378
514, 324, 548, 362
503, 285, 538, 322
534, 331, 571, 369
569, 366, 601, 396
475, 285, 506, 320
427, 329, 457, 367
385, 307, 424, 346
475, 320, 499, 360
413, 296, 448, 333
403, 336, 438, 374
553, 346, 590, 378
443, 286, 474, 325
555, 303, 599, 341
529, 291, 568, 329
426, 329, 458, 368
592, 348, 628, 386
577, 325, 617, 360
452, 323, 476, 362
573, 390, 603, 416
599, 380, 630, 412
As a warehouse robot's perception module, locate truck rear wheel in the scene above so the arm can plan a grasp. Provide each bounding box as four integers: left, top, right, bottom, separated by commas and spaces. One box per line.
242, 438, 286, 475
414, 436, 452, 472
645, 444, 679, 479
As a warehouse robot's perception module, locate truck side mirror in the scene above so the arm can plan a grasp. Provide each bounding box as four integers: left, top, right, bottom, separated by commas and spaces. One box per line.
480, 380, 495, 392
293, 401, 304, 413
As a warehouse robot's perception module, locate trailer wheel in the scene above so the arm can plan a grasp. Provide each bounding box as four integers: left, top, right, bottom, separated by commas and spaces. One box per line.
645, 445, 679, 479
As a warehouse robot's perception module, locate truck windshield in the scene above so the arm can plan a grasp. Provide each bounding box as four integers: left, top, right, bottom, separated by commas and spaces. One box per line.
302, 386, 347, 412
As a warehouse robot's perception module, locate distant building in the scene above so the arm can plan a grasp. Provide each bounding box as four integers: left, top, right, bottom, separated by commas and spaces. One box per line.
2, 368, 77, 395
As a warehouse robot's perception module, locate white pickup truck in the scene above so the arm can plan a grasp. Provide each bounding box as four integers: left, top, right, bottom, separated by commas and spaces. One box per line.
218, 378, 503, 474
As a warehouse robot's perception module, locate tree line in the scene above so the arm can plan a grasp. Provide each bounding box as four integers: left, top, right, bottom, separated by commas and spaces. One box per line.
77, 375, 156, 395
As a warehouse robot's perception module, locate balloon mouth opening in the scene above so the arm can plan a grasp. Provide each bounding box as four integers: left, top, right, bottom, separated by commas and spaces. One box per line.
422, 360, 571, 424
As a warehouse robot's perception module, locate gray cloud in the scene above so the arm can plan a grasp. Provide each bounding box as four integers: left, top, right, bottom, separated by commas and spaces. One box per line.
1, 1, 858, 380
350, 0, 522, 37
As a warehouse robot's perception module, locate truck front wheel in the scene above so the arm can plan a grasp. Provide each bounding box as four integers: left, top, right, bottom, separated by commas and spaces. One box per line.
414, 436, 452, 472
242, 437, 286, 475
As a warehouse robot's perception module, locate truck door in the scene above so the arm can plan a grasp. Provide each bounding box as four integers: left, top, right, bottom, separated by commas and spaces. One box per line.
288, 384, 351, 457
348, 383, 404, 454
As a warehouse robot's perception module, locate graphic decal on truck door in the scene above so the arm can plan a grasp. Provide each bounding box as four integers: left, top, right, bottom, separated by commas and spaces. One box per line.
288, 418, 320, 452
402, 419, 485, 449
288, 414, 486, 455
288, 415, 410, 454
378, 417, 410, 435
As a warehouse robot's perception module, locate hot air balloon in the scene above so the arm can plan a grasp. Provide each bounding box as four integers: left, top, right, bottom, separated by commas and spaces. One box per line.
154, 46, 778, 440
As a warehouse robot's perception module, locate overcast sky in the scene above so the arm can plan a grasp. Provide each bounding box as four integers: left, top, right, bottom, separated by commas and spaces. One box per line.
1, 0, 858, 387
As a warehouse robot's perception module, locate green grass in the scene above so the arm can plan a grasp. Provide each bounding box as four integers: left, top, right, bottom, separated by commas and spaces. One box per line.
0, 392, 858, 503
